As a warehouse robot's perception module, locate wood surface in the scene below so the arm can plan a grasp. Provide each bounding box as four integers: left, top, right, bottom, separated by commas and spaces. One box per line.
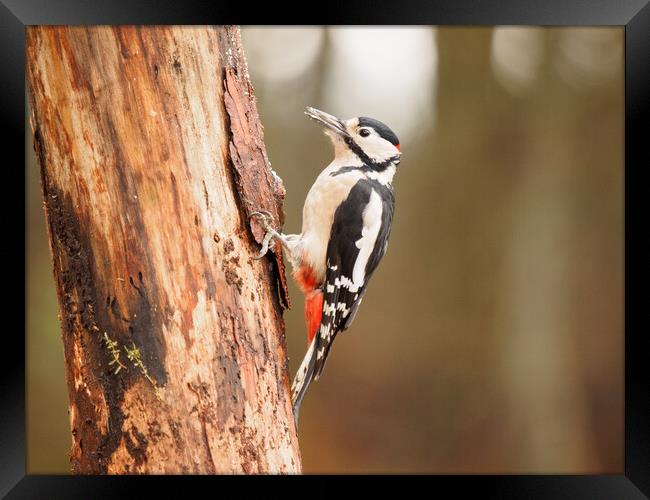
27, 25, 300, 474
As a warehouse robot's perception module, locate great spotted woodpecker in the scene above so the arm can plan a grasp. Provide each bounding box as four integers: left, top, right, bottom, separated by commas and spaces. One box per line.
251, 107, 401, 427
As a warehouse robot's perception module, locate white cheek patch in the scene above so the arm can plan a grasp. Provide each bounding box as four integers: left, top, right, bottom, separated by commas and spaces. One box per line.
352, 189, 383, 288
360, 134, 399, 162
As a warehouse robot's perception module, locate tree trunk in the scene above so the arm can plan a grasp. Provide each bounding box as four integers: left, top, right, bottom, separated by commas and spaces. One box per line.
26, 25, 300, 474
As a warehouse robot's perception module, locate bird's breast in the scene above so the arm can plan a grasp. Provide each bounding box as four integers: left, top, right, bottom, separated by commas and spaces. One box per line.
300, 166, 364, 283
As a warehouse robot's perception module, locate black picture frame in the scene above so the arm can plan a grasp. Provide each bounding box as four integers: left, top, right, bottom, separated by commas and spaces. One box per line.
4, 1, 648, 497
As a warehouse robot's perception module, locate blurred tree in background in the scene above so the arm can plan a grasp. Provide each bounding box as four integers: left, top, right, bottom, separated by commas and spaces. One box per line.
27, 26, 623, 473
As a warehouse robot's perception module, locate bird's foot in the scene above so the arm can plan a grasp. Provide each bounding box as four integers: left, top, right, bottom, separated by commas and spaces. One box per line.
250, 211, 277, 259
253, 230, 276, 260
250, 210, 274, 232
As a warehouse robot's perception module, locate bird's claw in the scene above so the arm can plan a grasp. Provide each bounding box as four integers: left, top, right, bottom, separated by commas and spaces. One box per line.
252, 230, 276, 260
250, 210, 276, 259
250, 210, 274, 232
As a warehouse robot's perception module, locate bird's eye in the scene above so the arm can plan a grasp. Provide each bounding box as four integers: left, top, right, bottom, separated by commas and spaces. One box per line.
359, 128, 370, 137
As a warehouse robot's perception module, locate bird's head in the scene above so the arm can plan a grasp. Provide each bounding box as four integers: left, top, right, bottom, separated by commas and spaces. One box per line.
305, 107, 401, 167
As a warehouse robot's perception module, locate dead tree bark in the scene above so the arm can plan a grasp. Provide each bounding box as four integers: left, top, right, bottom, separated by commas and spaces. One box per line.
26, 25, 300, 474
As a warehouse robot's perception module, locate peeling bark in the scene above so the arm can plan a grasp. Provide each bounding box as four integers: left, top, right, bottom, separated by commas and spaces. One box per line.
27, 25, 301, 474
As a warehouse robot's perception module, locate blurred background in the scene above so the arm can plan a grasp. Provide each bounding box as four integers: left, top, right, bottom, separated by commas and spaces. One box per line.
27, 26, 623, 473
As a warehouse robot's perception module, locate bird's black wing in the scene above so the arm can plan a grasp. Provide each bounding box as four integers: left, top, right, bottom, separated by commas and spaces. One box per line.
312, 179, 395, 379
290, 178, 394, 420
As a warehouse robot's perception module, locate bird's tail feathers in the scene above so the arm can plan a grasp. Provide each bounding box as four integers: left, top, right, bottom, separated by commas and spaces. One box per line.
290, 338, 318, 429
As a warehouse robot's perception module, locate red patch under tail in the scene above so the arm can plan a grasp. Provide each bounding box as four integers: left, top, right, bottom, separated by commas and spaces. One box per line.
305, 290, 323, 344
293, 264, 318, 294
294, 264, 323, 344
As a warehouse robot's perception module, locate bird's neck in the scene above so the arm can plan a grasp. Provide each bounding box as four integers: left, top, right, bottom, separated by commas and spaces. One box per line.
366, 164, 396, 186
327, 159, 397, 187
332, 148, 364, 167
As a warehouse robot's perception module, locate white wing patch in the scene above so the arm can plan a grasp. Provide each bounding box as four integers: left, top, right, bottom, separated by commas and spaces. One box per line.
334, 275, 360, 293
352, 189, 383, 288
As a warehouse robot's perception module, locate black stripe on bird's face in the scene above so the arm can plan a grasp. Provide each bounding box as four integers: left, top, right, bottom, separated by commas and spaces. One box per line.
345, 117, 401, 170
304, 107, 401, 170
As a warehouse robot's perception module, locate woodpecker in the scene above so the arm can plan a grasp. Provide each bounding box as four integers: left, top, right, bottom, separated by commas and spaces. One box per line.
251, 107, 401, 427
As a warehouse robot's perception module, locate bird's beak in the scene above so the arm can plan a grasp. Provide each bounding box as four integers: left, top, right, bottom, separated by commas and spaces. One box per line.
304, 107, 349, 138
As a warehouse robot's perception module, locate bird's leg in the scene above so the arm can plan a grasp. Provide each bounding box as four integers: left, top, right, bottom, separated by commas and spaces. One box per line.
250, 211, 301, 267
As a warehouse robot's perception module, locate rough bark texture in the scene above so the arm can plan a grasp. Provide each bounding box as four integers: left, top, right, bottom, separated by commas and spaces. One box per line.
26, 25, 301, 474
